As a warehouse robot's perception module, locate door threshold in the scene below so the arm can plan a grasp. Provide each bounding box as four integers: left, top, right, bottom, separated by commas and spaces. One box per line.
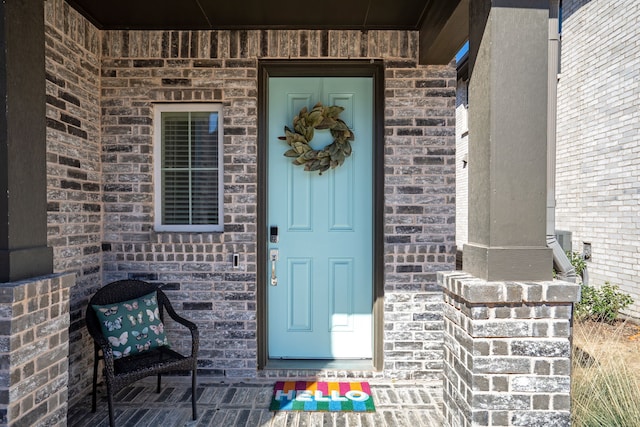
265, 358, 374, 371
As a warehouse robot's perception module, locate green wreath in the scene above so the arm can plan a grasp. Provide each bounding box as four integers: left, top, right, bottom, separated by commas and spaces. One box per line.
278, 102, 355, 174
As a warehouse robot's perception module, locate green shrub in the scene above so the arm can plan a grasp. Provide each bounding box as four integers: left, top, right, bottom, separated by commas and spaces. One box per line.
566, 250, 587, 278
553, 251, 587, 281
576, 282, 634, 323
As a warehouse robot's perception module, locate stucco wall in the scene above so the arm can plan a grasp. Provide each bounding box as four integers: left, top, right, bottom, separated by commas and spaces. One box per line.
556, 0, 640, 318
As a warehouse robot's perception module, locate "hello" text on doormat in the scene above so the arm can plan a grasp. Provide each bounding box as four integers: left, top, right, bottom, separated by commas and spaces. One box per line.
270, 381, 376, 412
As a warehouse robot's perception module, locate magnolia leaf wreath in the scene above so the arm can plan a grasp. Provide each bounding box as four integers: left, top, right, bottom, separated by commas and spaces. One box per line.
278, 102, 355, 174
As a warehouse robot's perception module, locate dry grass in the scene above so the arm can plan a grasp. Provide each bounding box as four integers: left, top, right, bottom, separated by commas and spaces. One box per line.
572, 319, 640, 427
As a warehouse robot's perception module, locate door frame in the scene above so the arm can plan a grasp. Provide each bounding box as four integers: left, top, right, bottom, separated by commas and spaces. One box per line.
257, 60, 385, 370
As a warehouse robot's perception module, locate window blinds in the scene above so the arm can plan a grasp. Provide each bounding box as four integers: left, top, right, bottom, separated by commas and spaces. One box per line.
161, 111, 219, 225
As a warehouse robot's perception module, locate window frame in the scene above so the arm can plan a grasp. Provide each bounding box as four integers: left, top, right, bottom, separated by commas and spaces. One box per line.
153, 103, 224, 232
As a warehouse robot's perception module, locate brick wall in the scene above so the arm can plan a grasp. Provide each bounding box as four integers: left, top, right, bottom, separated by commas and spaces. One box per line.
0, 274, 73, 427
383, 62, 456, 378
99, 29, 456, 382
44, 0, 102, 404
556, 0, 640, 317
455, 77, 469, 252
42, 0, 457, 403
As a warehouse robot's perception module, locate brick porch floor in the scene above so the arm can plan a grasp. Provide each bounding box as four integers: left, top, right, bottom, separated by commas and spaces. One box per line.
67, 378, 444, 427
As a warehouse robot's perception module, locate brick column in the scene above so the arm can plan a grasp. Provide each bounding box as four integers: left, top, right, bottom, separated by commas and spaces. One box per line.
440, 272, 579, 426
0, 273, 74, 426
442, 1, 580, 426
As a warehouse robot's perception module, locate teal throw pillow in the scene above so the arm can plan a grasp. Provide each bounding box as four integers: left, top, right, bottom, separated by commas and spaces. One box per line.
92, 291, 169, 359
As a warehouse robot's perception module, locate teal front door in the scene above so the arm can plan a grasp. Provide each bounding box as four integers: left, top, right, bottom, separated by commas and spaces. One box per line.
267, 77, 373, 359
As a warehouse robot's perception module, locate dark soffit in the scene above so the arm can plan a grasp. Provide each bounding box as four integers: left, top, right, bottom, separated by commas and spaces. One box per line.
66, 0, 436, 31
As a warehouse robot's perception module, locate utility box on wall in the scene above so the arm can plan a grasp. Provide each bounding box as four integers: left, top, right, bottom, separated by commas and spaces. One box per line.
555, 230, 572, 253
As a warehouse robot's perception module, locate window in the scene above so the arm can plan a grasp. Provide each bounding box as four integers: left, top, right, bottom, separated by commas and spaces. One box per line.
154, 104, 223, 232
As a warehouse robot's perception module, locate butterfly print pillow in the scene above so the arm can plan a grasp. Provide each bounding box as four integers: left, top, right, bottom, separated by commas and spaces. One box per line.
92, 291, 170, 359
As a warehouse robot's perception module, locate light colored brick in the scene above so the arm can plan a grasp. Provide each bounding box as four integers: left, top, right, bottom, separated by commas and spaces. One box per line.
556, 0, 640, 318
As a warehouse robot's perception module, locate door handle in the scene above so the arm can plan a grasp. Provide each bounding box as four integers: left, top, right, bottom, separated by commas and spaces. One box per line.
270, 249, 279, 286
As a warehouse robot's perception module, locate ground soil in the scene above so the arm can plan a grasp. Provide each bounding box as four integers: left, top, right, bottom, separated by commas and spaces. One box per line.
572, 318, 640, 383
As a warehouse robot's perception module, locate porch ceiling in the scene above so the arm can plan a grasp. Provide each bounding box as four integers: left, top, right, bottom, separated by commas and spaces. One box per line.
66, 0, 468, 64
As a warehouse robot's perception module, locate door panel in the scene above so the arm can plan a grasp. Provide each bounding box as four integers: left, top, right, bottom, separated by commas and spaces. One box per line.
268, 77, 373, 359
329, 167, 354, 230
329, 258, 354, 331
288, 258, 312, 331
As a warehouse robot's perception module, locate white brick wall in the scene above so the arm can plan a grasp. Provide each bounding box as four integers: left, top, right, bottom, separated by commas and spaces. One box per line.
455, 78, 469, 249
556, 0, 640, 318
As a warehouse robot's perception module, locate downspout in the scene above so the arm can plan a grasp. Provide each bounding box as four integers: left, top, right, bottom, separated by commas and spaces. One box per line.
547, 0, 577, 282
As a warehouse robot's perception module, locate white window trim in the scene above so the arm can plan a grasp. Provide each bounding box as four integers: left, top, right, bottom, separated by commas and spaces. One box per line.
153, 103, 224, 232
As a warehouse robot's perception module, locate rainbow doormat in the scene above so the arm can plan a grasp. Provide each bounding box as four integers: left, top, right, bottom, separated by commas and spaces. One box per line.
269, 381, 375, 412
